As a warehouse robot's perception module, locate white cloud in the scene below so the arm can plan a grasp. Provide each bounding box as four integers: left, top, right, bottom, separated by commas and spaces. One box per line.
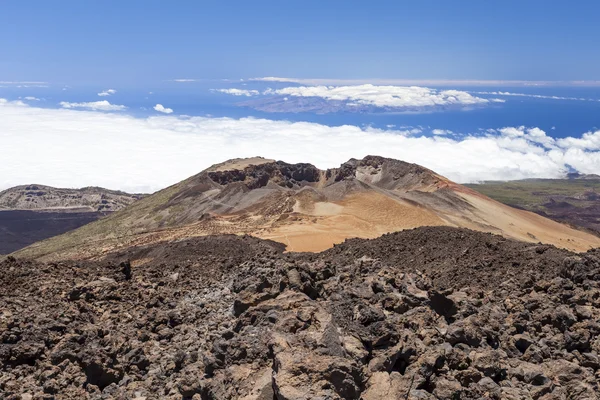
98, 89, 117, 97
154, 104, 173, 114
172, 79, 198, 82
251, 77, 600, 87
432, 129, 453, 135
498, 127, 525, 138
497, 126, 556, 148
23, 96, 40, 101
557, 130, 600, 151
216, 84, 506, 112
0, 99, 599, 192
260, 85, 501, 109
212, 88, 260, 96
59, 100, 127, 111
0, 99, 27, 107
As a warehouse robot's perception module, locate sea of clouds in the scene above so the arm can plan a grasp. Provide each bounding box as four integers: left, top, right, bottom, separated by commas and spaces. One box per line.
1, 98, 599, 193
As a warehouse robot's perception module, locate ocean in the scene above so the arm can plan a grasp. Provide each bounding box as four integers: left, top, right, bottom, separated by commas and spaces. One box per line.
2, 82, 600, 139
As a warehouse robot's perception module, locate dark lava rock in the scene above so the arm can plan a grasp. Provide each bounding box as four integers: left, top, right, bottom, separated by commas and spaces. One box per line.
1, 227, 600, 399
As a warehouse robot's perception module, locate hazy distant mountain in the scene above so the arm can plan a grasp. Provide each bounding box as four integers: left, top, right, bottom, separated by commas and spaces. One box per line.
15, 156, 600, 261
0, 185, 144, 254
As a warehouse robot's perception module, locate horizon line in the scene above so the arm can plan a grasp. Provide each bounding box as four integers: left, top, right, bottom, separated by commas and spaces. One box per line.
246, 77, 600, 87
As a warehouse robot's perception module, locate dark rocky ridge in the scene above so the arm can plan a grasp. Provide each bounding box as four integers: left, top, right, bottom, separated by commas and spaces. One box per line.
208, 162, 321, 189
206, 156, 444, 190
2, 227, 600, 399
0, 185, 143, 212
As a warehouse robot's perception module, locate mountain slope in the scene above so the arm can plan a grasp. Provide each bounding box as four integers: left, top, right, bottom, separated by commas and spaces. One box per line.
15, 156, 600, 260
0, 185, 144, 254
465, 178, 600, 234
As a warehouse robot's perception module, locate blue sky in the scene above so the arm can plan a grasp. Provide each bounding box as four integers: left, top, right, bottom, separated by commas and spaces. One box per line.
2, 0, 600, 84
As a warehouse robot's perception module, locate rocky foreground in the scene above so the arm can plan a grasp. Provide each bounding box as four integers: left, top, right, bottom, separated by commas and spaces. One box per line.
2, 227, 600, 399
